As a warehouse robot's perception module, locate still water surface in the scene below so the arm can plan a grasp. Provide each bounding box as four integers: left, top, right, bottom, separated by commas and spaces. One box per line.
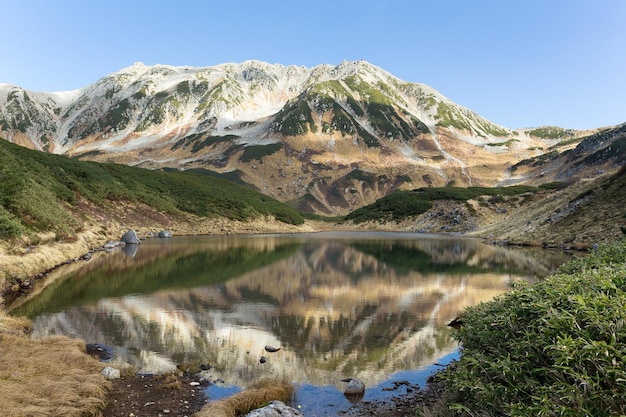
12, 232, 571, 415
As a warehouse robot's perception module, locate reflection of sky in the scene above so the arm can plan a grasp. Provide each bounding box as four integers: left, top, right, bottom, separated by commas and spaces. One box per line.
291, 351, 459, 416
23, 233, 570, 410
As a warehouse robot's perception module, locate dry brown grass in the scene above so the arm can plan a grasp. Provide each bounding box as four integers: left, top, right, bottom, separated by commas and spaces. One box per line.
0, 313, 32, 336
194, 377, 293, 417
0, 313, 111, 417
158, 372, 184, 390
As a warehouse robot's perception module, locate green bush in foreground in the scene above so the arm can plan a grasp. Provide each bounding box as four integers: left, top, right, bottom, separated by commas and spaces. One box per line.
439, 240, 626, 416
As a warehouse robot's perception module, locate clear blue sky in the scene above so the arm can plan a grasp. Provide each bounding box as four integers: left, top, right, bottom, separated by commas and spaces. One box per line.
1, 0, 624, 130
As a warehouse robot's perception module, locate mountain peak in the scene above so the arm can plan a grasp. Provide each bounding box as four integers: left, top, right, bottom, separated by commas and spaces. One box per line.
1, 59, 606, 215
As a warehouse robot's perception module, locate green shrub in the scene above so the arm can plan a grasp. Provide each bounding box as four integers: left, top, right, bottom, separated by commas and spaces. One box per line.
344, 190, 433, 223
0, 207, 25, 239
439, 240, 626, 416
528, 126, 571, 139
240, 143, 282, 162
276, 99, 315, 136
539, 181, 571, 190
343, 185, 540, 223
436, 102, 471, 131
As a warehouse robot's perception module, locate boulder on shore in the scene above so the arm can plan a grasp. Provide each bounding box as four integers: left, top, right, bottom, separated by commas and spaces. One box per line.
101, 366, 121, 380
121, 229, 141, 244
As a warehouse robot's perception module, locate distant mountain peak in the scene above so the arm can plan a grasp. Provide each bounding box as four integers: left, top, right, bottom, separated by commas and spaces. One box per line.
0, 59, 606, 215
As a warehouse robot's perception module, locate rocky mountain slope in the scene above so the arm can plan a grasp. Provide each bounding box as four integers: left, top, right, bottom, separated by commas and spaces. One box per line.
0, 60, 609, 215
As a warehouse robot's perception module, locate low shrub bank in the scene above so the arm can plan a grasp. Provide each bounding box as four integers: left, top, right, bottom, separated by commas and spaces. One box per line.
438, 240, 626, 416
343, 185, 544, 224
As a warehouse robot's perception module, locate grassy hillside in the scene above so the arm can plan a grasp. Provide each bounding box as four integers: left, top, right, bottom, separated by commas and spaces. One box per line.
0, 139, 304, 241
343, 184, 551, 224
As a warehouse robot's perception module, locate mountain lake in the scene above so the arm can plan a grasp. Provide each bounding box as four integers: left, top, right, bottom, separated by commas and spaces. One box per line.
10, 231, 573, 415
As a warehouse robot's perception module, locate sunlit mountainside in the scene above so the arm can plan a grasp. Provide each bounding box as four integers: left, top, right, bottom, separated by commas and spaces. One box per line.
1, 60, 619, 216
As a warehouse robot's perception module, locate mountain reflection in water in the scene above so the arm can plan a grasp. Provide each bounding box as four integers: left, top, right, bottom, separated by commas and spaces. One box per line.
13, 232, 570, 399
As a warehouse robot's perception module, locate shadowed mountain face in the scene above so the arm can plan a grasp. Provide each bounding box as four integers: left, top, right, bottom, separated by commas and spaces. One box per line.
1, 60, 613, 215
14, 233, 571, 388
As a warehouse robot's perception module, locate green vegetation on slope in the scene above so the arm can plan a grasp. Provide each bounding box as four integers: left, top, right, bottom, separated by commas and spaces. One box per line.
274, 96, 316, 136
344, 185, 538, 223
511, 150, 560, 171
0, 139, 304, 240
528, 126, 573, 139
438, 240, 626, 416
240, 143, 283, 162
170, 133, 238, 153
344, 190, 433, 223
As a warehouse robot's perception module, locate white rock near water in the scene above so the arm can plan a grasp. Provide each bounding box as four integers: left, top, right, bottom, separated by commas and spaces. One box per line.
245, 400, 302, 417
101, 366, 120, 380
342, 378, 365, 396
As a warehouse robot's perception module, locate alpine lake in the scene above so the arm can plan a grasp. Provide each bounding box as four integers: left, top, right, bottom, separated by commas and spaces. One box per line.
9, 231, 572, 415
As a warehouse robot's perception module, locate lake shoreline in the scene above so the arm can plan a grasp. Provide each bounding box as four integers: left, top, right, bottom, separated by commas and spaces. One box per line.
1, 215, 328, 309
0, 220, 583, 417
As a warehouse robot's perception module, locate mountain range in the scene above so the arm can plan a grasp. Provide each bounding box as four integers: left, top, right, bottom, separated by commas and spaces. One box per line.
0, 60, 623, 215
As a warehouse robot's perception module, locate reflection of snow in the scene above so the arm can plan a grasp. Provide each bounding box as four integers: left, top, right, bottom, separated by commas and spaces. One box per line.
137, 350, 178, 374
28, 234, 562, 387
30, 272, 499, 382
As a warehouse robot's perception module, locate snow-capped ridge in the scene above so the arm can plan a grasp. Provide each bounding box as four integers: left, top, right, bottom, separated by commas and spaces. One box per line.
0, 59, 523, 156
2, 58, 605, 216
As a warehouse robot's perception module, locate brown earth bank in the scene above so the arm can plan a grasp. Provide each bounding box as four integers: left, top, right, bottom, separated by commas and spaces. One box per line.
101, 372, 208, 417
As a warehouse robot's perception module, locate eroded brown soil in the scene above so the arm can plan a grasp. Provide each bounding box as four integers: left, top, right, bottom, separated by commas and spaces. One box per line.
102, 373, 208, 417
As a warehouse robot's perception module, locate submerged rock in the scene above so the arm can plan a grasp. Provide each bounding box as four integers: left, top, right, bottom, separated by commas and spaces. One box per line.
264, 345, 281, 353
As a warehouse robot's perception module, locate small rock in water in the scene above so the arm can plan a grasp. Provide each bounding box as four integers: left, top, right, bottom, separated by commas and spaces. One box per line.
158, 230, 173, 238
264, 345, 281, 353
341, 377, 365, 396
